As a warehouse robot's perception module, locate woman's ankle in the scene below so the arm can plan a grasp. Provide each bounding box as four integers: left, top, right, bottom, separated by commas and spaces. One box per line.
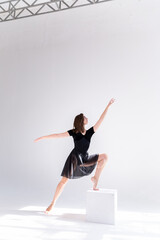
92, 176, 98, 181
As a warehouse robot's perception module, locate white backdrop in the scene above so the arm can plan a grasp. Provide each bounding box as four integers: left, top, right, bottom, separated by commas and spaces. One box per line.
0, 0, 160, 212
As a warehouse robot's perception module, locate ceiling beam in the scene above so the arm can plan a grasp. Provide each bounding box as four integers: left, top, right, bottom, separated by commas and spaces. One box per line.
0, 0, 112, 23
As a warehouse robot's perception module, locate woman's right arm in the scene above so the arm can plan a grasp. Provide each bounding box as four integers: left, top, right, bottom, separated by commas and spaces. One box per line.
34, 131, 70, 142
93, 98, 115, 132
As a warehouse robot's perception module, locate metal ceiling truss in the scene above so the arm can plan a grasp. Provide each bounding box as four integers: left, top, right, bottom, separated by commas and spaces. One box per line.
0, 0, 111, 23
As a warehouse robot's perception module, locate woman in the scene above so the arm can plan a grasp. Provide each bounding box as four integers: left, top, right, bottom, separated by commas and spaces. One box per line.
34, 98, 115, 213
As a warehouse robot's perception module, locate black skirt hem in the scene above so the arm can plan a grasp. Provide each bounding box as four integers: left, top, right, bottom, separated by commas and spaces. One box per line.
60, 153, 99, 179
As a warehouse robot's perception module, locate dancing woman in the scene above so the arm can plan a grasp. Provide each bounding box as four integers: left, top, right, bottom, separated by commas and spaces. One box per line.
34, 98, 115, 213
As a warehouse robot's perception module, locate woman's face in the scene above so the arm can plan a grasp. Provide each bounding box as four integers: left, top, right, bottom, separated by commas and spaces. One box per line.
83, 116, 88, 125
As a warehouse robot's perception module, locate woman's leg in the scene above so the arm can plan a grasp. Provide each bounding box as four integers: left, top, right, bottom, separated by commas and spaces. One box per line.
91, 153, 108, 190
45, 176, 69, 213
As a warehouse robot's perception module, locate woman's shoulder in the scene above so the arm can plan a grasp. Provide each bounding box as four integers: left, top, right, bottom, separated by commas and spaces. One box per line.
67, 128, 78, 136
87, 126, 94, 132
67, 129, 74, 136
86, 126, 95, 136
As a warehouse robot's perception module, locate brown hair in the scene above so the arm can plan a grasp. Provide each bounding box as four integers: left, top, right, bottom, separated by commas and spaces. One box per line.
72, 113, 85, 134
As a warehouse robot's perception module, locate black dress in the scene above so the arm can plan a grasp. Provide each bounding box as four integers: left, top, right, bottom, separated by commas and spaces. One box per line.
61, 126, 99, 179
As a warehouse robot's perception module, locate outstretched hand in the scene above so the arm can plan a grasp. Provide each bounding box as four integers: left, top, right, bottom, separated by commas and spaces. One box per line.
34, 137, 43, 142
108, 98, 115, 106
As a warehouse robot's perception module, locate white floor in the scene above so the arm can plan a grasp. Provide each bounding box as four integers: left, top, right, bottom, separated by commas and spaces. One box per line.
0, 206, 160, 240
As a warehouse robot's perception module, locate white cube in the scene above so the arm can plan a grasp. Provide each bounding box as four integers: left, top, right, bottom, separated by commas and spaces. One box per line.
86, 188, 117, 225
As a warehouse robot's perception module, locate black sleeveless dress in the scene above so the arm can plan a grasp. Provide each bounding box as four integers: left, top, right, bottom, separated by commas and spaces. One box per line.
61, 126, 99, 179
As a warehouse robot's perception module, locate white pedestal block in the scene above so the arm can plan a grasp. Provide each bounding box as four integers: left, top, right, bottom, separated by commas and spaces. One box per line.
86, 188, 117, 225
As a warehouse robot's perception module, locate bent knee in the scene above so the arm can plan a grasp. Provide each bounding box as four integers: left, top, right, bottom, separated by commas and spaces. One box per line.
103, 153, 108, 162
98, 153, 108, 162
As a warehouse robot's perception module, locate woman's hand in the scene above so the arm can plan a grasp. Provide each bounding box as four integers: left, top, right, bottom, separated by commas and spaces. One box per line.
34, 136, 45, 142
108, 98, 115, 107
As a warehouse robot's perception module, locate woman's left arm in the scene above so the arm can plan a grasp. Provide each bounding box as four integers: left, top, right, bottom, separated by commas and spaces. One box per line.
93, 98, 115, 132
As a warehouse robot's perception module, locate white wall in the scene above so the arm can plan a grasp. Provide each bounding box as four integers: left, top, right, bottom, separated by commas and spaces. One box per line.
0, 0, 160, 212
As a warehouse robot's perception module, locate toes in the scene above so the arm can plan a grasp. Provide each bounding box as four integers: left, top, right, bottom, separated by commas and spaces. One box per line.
91, 177, 98, 190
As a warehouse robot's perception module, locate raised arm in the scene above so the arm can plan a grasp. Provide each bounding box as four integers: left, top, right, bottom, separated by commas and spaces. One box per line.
93, 98, 115, 132
34, 131, 70, 142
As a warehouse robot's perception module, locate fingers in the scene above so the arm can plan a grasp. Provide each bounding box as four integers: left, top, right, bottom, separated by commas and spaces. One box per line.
34, 138, 39, 142
110, 98, 115, 104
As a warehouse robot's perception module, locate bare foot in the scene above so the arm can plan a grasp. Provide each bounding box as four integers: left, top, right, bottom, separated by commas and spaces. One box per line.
91, 176, 99, 190
44, 203, 54, 214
